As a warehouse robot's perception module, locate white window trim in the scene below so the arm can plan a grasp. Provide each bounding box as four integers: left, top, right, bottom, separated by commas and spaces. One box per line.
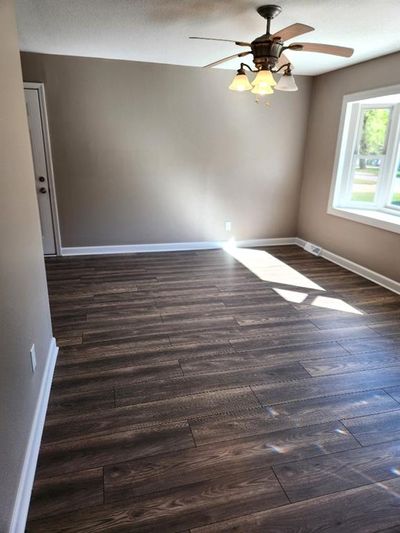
328, 84, 400, 235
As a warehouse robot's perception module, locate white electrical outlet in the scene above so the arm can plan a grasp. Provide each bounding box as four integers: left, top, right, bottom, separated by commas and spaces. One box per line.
30, 344, 37, 373
225, 221, 232, 232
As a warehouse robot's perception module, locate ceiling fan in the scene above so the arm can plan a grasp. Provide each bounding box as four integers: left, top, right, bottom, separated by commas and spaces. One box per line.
189, 4, 354, 98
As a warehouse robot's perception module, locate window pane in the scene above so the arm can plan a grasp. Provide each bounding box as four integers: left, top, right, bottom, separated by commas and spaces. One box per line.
350, 157, 380, 203
390, 160, 400, 207
358, 108, 391, 156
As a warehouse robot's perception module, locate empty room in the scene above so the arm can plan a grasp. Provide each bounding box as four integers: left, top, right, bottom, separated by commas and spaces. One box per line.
2, 0, 400, 531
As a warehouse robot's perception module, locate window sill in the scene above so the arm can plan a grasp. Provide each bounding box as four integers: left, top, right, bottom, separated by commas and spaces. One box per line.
328, 206, 400, 234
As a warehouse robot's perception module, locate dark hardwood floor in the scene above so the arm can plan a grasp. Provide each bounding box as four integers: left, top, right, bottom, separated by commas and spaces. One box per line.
26, 245, 400, 532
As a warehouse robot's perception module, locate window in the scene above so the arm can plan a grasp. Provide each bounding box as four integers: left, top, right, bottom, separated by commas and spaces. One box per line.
329, 86, 400, 233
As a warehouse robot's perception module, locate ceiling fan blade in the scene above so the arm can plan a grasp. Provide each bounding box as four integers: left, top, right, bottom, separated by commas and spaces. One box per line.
272, 23, 314, 42
189, 36, 251, 47
203, 51, 251, 68
290, 42, 354, 57
277, 52, 292, 68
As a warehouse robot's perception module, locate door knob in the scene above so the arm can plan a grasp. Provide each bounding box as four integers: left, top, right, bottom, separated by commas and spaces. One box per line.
39, 187, 47, 194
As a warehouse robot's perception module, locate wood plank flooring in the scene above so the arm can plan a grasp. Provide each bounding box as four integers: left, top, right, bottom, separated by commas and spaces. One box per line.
26, 245, 400, 532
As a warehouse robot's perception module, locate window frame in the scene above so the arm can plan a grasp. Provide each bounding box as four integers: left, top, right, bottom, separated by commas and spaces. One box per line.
328, 84, 400, 234
384, 114, 400, 213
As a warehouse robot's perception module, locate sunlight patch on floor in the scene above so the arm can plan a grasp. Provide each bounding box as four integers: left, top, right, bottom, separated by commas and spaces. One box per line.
224, 243, 364, 315
274, 288, 309, 303
311, 295, 363, 315
223, 243, 324, 290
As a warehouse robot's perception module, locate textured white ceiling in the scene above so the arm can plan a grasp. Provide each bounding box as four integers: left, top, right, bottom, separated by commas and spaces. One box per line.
15, 0, 400, 76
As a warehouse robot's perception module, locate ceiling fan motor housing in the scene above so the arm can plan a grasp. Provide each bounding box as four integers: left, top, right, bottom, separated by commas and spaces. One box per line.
251, 38, 283, 69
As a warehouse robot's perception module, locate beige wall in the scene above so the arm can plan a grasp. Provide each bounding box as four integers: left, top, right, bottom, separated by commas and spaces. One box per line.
21, 52, 312, 247
298, 52, 400, 282
0, 1, 53, 530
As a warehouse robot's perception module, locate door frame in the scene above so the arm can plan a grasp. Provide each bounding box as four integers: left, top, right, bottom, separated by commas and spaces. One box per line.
24, 82, 62, 256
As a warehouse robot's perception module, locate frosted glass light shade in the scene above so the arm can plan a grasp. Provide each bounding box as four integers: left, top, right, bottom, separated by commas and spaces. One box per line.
252, 69, 277, 88
229, 73, 252, 91
251, 83, 274, 95
275, 73, 298, 92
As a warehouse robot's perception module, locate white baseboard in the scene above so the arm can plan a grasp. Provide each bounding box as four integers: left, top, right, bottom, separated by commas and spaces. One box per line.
61, 238, 297, 256
293, 237, 307, 248
10, 337, 59, 533
296, 238, 400, 295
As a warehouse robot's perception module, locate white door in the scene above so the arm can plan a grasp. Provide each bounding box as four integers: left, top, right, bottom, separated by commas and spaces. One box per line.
24, 87, 57, 255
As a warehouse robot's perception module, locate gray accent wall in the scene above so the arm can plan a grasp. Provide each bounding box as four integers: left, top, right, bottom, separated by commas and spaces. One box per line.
20, 52, 312, 247
298, 52, 400, 282
0, 1, 53, 529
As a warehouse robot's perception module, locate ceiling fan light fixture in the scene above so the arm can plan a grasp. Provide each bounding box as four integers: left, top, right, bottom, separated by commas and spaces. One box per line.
252, 68, 277, 88
251, 83, 274, 95
228, 69, 252, 91
275, 72, 298, 92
